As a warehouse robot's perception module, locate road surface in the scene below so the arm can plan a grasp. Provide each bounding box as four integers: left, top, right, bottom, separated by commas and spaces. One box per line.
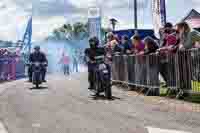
0, 73, 199, 133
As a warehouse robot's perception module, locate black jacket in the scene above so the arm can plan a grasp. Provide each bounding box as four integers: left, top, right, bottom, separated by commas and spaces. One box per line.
84, 47, 105, 61
29, 52, 47, 63
144, 42, 159, 55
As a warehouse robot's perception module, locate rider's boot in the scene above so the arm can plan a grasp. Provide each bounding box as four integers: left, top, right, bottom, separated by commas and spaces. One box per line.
88, 82, 94, 90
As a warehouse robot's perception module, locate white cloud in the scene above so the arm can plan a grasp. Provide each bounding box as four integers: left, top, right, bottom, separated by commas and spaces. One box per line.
0, 0, 199, 41
32, 16, 66, 41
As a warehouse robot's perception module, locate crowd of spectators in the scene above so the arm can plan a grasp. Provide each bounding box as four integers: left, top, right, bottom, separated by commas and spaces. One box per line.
0, 48, 21, 58
0, 48, 22, 81
106, 22, 200, 95
105, 22, 200, 55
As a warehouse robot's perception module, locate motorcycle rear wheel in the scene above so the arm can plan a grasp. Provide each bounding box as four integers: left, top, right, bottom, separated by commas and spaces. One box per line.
105, 82, 112, 99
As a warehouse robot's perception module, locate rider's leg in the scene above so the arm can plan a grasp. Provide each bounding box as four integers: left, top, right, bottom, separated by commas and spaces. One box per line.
28, 66, 32, 82
42, 68, 47, 82
88, 64, 95, 90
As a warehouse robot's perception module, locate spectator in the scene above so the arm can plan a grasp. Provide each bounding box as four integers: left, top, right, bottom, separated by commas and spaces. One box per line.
175, 22, 199, 96
142, 37, 160, 96
130, 35, 145, 54
59, 53, 70, 75
176, 22, 200, 49
158, 25, 179, 91
130, 35, 145, 88
72, 54, 78, 73
143, 37, 159, 55
159, 32, 179, 54
121, 35, 131, 54
105, 32, 118, 54
159, 22, 176, 48
113, 35, 124, 53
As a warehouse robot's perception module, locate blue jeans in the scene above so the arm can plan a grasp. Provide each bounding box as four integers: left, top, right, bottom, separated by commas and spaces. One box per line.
63, 65, 70, 75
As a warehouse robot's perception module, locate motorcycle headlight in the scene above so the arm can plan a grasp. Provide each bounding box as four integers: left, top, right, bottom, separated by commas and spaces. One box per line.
103, 70, 108, 73
99, 64, 106, 70
35, 62, 40, 67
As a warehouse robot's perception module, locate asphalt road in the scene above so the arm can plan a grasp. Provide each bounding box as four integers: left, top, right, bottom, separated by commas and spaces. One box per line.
0, 73, 200, 133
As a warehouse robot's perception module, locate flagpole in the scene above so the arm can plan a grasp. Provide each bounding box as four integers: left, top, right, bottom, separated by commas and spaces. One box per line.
134, 0, 138, 29
134, 0, 138, 34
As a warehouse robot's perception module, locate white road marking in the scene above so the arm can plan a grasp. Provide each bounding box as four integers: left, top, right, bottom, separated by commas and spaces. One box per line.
0, 122, 8, 133
146, 127, 191, 133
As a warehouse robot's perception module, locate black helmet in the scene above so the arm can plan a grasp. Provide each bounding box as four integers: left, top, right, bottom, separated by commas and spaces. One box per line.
89, 37, 99, 48
34, 45, 40, 51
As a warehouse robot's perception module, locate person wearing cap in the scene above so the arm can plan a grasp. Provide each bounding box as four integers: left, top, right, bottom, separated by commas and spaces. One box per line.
159, 22, 176, 48
28, 46, 48, 82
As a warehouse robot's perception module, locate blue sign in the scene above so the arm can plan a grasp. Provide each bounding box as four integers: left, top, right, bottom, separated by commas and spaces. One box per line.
88, 7, 102, 44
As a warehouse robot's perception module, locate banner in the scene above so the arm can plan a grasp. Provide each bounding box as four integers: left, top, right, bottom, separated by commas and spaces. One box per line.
152, 0, 166, 38
88, 7, 102, 44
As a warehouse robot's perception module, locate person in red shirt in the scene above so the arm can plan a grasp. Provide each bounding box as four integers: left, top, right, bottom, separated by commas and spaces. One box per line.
128, 35, 145, 55
59, 53, 70, 75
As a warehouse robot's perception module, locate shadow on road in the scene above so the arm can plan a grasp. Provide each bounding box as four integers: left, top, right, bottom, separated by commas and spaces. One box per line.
29, 86, 48, 90
90, 95, 121, 101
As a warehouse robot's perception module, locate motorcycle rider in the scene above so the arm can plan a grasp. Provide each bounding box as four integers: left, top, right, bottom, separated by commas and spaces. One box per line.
28, 46, 48, 82
84, 37, 106, 90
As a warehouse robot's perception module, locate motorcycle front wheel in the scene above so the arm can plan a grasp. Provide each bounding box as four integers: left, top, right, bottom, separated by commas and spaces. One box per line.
104, 80, 112, 99
35, 83, 39, 89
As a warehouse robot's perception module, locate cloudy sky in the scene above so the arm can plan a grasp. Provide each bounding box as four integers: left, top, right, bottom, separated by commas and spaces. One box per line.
0, 0, 199, 41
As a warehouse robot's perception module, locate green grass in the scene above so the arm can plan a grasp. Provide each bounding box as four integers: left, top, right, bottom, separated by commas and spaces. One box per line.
192, 81, 200, 92
160, 81, 200, 103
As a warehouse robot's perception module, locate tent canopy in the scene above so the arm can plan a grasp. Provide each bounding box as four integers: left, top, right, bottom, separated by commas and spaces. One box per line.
113, 29, 157, 40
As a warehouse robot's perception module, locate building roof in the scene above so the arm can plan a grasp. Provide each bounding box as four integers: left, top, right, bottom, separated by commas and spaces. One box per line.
182, 9, 200, 21
182, 9, 200, 28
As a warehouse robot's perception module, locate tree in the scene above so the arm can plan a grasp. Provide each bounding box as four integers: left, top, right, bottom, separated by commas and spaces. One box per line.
109, 18, 118, 31
63, 24, 72, 32
72, 22, 88, 39
62, 24, 73, 40
52, 29, 61, 40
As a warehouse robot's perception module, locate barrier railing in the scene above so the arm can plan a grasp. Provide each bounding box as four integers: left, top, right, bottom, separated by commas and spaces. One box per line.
0, 56, 25, 82
111, 49, 200, 97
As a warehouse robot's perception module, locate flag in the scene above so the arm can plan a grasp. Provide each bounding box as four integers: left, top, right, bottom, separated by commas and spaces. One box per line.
152, 0, 166, 38
22, 16, 32, 54
88, 7, 102, 44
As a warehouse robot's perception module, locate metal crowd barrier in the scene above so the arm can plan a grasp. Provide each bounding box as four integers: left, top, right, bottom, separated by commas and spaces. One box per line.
112, 49, 200, 97
0, 56, 25, 82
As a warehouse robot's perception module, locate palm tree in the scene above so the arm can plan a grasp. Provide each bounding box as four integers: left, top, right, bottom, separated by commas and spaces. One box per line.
62, 24, 73, 39
109, 18, 118, 31
50, 22, 89, 41
73, 22, 87, 39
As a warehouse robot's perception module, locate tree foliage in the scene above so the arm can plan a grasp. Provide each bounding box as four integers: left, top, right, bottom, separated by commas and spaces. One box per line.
51, 21, 111, 42
51, 22, 88, 41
